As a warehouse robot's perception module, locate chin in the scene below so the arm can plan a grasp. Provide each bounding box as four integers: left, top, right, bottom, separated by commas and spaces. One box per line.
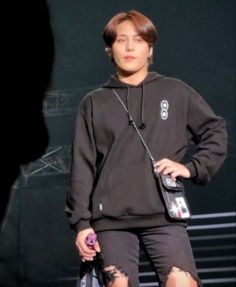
120, 67, 139, 74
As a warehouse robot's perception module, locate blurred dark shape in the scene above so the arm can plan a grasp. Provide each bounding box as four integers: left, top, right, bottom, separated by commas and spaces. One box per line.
1, 0, 54, 227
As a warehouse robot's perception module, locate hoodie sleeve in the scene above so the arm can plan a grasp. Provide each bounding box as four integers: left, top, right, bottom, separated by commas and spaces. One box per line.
184, 85, 228, 185
65, 95, 97, 232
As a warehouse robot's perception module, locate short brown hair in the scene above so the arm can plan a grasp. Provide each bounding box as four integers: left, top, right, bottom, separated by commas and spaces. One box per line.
103, 10, 157, 48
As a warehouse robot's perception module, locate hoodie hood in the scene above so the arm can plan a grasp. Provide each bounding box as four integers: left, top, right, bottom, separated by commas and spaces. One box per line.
103, 71, 162, 88
103, 72, 163, 129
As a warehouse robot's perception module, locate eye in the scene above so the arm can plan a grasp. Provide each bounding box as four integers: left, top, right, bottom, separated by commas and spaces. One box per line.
116, 38, 125, 43
135, 37, 143, 43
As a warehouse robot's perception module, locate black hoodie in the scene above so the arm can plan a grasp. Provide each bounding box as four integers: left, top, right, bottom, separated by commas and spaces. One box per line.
66, 72, 227, 232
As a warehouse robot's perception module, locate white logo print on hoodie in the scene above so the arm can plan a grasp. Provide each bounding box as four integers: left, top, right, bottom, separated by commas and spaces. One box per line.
160, 100, 169, 120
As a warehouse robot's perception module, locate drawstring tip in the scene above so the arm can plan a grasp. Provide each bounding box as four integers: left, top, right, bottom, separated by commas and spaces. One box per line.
139, 123, 146, 129
128, 116, 133, 125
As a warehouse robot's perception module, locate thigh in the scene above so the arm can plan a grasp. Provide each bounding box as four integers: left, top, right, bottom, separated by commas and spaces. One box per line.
96, 230, 140, 287
140, 225, 200, 286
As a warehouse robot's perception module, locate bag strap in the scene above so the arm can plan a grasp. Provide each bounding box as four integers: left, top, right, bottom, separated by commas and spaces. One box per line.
112, 89, 156, 168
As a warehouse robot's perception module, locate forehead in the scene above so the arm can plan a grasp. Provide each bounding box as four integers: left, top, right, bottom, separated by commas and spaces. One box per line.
116, 20, 138, 35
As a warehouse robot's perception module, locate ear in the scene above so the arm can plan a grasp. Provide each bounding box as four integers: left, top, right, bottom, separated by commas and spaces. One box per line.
148, 46, 153, 58
105, 47, 112, 58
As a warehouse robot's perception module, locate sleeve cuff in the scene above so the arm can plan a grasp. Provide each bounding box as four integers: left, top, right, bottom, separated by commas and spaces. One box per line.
185, 161, 197, 178
75, 220, 91, 233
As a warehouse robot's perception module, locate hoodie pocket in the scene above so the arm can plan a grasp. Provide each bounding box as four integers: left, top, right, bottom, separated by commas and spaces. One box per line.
93, 163, 164, 218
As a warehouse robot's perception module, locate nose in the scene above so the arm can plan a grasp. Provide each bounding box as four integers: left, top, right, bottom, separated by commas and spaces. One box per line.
126, 39, 134, 51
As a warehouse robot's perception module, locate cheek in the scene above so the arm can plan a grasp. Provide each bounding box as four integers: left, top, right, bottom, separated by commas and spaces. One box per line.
141, 50, 151, 63
136, 53, 149, 65
112, 51, 125, 64
112, 45, 123, 57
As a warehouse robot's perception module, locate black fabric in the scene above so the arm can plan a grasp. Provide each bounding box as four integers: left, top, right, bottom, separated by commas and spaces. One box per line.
97, 225, 202, 287
66, 72, 227, 232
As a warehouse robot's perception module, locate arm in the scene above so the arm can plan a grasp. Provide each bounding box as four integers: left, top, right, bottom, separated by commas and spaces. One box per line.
184, 88, 228, 184
155, 85, 227, 185
65, 96, 97, 232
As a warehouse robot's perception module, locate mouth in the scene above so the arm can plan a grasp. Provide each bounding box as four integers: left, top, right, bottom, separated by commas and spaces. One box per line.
124, 56, 136, 61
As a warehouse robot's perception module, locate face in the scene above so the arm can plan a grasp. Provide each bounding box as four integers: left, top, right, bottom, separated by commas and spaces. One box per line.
110, 20, 153, 78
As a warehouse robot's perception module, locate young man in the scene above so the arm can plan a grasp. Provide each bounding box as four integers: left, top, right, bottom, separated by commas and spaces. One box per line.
66, 10, 227, 287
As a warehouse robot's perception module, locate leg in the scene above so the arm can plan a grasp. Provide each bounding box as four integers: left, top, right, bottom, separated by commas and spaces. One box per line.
165, 266, 198, 287
97, 230, 140, 287
139, 225, 202, 287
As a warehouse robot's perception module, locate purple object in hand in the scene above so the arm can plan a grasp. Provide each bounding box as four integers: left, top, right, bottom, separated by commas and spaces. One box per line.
85, 233, 97, 247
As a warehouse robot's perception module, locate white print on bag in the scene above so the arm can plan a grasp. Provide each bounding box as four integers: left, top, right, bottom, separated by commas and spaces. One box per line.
170, 197, 190, 219
160, 100, 169, 120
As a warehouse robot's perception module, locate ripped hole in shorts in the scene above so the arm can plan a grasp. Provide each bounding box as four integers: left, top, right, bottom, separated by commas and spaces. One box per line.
164, 266, 201, 287
103, 265, 130, 286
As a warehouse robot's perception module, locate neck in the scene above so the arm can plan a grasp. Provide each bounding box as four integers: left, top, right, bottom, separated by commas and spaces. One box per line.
117, 69, 148, 85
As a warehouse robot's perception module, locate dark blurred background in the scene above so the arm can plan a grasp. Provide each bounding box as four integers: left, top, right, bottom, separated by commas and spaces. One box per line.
0, 1, 235, 286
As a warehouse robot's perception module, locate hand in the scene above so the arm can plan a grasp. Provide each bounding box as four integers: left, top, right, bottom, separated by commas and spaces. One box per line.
75, 228, 101, 261
154, 158, 190, 181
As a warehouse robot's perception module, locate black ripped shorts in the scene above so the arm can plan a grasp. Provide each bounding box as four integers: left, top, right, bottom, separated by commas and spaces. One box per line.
97, 224, 203, 287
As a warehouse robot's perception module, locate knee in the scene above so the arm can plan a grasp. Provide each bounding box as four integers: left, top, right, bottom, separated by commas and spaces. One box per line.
165, 266, 198, 287
104, 265, 130, 287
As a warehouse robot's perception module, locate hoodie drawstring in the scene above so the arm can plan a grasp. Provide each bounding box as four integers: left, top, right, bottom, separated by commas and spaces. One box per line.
126, 87, 133, 125
139, 83, 146, 129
